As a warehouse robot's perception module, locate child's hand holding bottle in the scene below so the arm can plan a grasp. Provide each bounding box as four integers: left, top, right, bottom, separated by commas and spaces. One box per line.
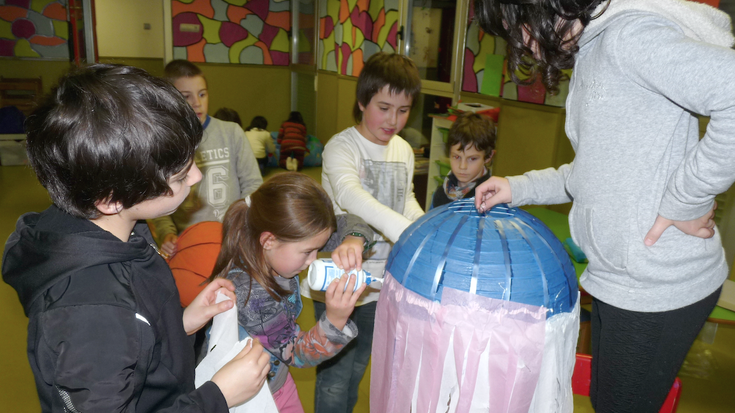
324, 273, 367, 330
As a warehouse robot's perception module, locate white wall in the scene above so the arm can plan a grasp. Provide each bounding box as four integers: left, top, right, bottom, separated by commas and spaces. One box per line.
95, 0, 164, 58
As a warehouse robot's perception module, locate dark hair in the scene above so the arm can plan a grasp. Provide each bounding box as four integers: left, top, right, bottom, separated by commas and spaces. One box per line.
286, 111, 305, 126
209, 172, 337, 301
473, 0, 606, 93
446, 112, 497, 157
213, 107, 242, 126
164, 59, 205, 83
246, 115, 268, 131
353, 53, 422, 122
25, 64, 202, 219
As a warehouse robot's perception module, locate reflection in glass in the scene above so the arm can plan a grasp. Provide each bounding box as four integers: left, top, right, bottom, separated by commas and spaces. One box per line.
297, 0, 316, 65
406, 0, 456, 83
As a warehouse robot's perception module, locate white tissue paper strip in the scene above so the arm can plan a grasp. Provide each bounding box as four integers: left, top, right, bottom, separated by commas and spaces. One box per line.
195, 291, 278, 413
527, 292, 581, 413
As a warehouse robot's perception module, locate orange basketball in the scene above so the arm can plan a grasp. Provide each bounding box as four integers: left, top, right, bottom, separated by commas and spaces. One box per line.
167, 221, 223, 307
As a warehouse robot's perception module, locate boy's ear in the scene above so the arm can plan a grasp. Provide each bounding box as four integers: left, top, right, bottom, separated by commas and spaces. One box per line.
357, 101, 366, 112
260, 232, 277, 250
485, 150, 496, 164
94, 197, 123, 215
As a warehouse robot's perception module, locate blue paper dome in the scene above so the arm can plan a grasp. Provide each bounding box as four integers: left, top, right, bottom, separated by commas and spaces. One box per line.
386, 199, 577, 317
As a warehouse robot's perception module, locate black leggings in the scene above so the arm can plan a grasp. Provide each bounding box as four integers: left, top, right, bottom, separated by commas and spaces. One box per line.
590, 287, 721, 413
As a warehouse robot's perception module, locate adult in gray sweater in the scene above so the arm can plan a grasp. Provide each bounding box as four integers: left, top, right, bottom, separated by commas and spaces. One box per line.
473, 0, 732, 411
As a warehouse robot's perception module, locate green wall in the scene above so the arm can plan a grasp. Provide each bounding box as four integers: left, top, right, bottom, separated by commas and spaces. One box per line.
316, 71, 358, 144
99, 57, 166, 77
100, 59, 292, 130
0, 58, 292, 134
197, 64, 291, 131
0, 59, 72, 96
0, 58, 164, 97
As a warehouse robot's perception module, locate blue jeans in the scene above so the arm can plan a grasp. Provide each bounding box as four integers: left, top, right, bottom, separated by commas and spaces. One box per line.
313, 300, 376, 413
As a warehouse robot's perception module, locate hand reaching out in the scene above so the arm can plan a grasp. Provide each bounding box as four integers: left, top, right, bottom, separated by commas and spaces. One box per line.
474, 177, 512, 213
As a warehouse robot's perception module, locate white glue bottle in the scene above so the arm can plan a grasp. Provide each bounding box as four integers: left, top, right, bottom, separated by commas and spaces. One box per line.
307, 258, 384, 292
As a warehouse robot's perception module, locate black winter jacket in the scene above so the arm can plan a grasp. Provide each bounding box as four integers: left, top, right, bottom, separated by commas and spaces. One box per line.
2, 205, 228, 413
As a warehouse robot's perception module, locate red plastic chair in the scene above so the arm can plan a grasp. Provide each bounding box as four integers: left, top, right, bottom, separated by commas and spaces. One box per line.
572, 354, 682, 413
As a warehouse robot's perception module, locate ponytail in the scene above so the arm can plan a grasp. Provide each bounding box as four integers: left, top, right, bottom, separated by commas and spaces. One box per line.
209, 173, 336, 303
209, 198, 289, 302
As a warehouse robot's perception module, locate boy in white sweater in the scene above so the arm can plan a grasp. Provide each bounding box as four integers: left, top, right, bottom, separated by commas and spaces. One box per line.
306, 52, 424, 413
151, 60, 263, 258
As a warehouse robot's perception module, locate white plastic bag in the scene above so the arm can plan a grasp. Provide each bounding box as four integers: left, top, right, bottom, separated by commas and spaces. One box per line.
195, 292, 278, 413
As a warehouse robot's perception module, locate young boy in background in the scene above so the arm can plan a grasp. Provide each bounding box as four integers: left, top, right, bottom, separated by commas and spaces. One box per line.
151, 60, 262, 258
305, 52, 424, 413
431, 111, 496, 208
2, 64, 270, 412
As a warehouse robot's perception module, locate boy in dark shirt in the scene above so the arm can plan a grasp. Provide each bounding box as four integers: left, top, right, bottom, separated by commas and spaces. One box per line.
2, 64, 269, 412
432, 111, 496, 208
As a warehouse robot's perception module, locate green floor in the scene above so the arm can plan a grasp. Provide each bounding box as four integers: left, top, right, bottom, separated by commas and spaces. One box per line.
1, 164, 734, 412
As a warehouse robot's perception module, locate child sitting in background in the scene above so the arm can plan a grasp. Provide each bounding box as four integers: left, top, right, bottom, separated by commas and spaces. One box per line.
151, 60, 262, 258
431, 111, 496, 208
312, 52, 424, 413
2, 64, 270, 412
213, 107, 243, 126
245, 115, 276, 176
278, 111, 308, 171
208, 172, 372, 413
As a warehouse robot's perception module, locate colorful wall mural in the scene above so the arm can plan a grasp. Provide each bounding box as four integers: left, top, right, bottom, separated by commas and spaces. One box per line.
318, 0, 399, 76
172, 0, 291, 65
0, 0, 69, 59
462, 4, 569, 107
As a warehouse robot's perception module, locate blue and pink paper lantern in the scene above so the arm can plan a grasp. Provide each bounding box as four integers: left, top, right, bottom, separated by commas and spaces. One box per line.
371, 200, 580, 413
387, 200, 577, 316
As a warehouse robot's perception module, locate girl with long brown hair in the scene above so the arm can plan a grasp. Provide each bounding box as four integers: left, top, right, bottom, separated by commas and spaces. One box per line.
208, 172, 372, 412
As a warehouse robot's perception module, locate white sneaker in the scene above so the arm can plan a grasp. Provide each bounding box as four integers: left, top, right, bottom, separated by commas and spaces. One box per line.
287, 157, 297, 171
